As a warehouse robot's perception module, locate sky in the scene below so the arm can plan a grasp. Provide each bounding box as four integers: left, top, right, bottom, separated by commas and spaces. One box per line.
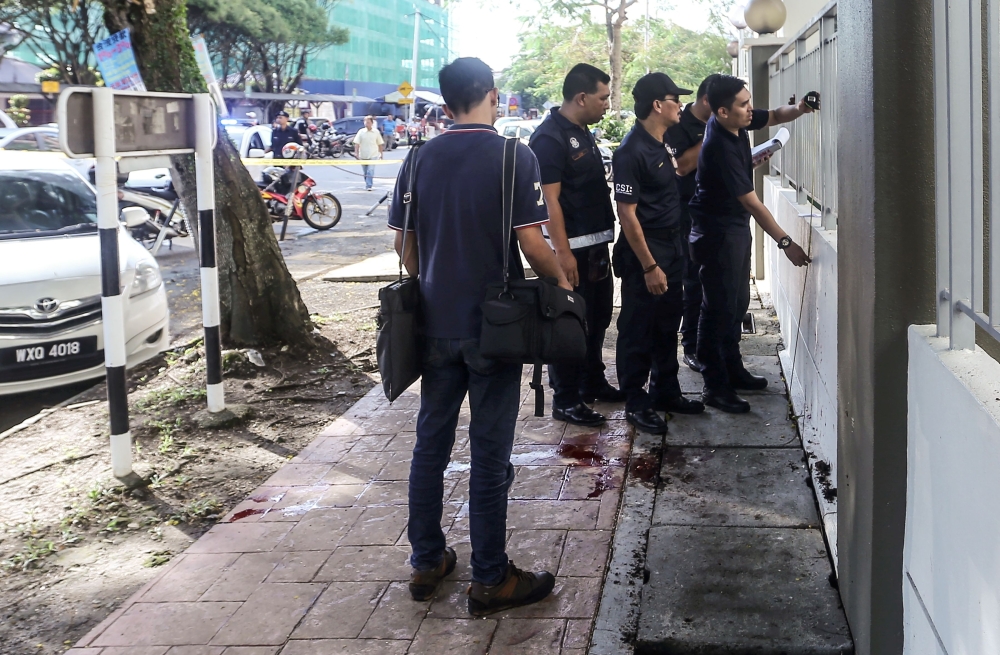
448, 2, 717, 72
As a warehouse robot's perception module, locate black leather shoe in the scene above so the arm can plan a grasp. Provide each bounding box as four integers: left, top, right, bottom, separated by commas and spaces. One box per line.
729, 368, 768, 391
626, 408, 668, 434
683, 353, 706, 373
581, 381, 627, 404
553, 403, 606, 427
702, 388, 751, 414
653, 395, 705, 415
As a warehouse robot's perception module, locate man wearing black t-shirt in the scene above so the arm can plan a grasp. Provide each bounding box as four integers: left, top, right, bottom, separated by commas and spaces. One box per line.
666, 74, 720, 373
529, 63, 625, 428
688, 75, 813, 414
612, 72, 707, 436
388, 58, 568, 615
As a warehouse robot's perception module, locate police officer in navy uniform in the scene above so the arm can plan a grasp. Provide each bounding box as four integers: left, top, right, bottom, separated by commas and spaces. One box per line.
666, 74, 721, 373
529, 63, 626, 427
612, 73, 707, 435
689, 75, 812, 414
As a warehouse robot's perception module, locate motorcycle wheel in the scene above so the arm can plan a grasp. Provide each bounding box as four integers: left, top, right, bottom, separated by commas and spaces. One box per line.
331, 145, 342, 158
302, 193, 342, 230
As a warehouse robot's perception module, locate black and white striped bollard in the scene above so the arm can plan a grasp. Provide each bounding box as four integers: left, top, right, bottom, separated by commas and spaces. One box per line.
194, 94, 225, 412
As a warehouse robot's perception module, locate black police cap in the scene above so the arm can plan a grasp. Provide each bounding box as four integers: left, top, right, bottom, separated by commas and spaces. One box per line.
632, 72, 693, 103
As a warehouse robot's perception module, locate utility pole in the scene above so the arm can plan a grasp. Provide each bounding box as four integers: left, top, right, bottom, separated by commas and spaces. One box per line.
410, 9, 420, 121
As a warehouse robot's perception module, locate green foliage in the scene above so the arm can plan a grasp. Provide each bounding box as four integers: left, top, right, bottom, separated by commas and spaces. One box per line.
0, 0, 105, 85
503, 16, 730, 111
6, 95, 29, 126
594, 113, 634, 143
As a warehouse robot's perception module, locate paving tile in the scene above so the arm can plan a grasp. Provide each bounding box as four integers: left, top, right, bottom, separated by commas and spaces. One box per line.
505, 530, 567, 574
377, 451, 413, 481
265, 551, 333, 582
317, 418, 363, 437
66, 650, 104, 655
562, 649, 587, 654
258, 486, 331, 522
139, 554, 240, 602
296, 437, 355, 463
563, 618, 593, 649
263, 464, 335, 487
383, 431, 417, 451
200, 552, 285, 601
221, 649, 280, 655
350, 434, 398, 452
274, 508, 364, 551
290, 582, 386, 639
560, 466, 624, 500
489, 618, 565, 654
408, 618, 497, 655
360, 410, 416, 435
663, 394, 800, 447
742, 355, 787, 394
356, 481, 409, 505
222, 489, 289, 523
280, 639, 408, 655
165, 647, 224, 655
505, 500, 600, 530
187, 523, 294, 554
316, 484, 368, 507
93, 602, 241, 646
446, 472, 470, 504
314, 546, 412, 582
515, 419, 566, 445
358, 581, 429, 639
558, 531, 612, 577
340, 505, 408, 546
323, 453, 392, 485
100, 648, 170, 655
653, 447, 819, 528
596, 488, 621, 530
510, 466, 566, 500
211, 583, 325, 646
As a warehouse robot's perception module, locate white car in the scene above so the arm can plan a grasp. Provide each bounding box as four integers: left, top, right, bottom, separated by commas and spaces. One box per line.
222, 122, 272, 158
499, 118, 544, 143
0, 153, 170, 395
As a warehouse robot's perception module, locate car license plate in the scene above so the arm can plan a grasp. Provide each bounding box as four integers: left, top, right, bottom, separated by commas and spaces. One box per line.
0, 336, 99, 368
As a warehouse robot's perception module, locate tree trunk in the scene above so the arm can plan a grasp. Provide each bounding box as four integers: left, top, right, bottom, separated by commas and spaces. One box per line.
610, 18, 624, 114
102, 0, 314, 347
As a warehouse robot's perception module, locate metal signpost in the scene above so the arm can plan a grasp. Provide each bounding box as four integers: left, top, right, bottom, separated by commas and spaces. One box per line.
57, 88, 221, 485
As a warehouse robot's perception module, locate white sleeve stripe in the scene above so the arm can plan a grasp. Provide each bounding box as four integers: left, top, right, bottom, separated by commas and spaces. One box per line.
513, 218, 550, 230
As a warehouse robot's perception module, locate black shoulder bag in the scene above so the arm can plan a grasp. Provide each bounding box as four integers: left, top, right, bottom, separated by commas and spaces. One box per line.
376, 143, 423, 401
479, 137, 589, 416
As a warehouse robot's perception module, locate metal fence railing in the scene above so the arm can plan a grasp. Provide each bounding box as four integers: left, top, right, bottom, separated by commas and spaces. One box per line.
767, 1, 838, 230
934, 0, 1000, 350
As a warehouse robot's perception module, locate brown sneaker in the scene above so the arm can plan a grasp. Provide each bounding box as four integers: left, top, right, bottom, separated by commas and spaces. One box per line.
409, 547, 457, 601
467, 561, 556, 616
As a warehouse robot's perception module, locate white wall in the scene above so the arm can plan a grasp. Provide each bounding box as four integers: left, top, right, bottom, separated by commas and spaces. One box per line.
905, 325, 1000, 655
759, 175, 839, 567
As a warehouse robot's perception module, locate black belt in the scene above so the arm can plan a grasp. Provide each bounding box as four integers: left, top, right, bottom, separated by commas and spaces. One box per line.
642, 226, 682, 239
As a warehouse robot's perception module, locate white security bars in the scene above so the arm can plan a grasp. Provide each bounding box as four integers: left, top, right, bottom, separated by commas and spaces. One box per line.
934, 0, 1000, 350
768, 0, 838, 229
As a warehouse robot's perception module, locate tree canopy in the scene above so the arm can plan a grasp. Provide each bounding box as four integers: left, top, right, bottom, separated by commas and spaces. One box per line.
503, 16, 730, 111
0, 0, 104, 84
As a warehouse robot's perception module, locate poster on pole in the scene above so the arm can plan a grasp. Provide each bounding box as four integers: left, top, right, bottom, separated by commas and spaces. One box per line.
190, 34, 228, 116
93, 30, 147, 92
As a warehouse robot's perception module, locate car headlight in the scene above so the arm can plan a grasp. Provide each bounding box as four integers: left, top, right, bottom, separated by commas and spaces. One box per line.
130, 260, 162, 297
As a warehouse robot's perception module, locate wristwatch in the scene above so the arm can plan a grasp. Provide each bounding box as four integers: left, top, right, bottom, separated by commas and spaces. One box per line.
777, 235, 793, 250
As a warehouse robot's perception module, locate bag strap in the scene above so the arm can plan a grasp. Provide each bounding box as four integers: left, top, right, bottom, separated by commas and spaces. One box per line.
530, 360, 544, 417
398, 141, 423, 281
500, 136, 518, 291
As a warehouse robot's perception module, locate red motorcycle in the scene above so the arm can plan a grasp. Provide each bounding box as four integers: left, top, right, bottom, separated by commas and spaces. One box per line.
257, 144, 342, 230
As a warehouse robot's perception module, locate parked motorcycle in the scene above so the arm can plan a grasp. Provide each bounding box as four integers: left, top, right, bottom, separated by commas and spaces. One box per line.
257, 144, 342, 230
118, 180, 193, 253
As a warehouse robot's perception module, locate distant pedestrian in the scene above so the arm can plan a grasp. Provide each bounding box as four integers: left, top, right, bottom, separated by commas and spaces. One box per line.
688, 74, 812, 414
388, 57, 568, 615
270, 110, 300, 158
529, 63, 626, 427
354, 115, 384, 190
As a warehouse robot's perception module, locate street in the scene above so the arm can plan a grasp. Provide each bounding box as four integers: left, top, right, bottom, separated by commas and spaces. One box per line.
0, 147, 409, 433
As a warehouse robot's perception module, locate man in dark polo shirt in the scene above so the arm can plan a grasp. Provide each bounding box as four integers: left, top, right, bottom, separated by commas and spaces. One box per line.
688, 74, 813, 414
388, 57, 569, 614
529, 63, 625, 428
612, 72, 707, 435
666, 74, 720, 373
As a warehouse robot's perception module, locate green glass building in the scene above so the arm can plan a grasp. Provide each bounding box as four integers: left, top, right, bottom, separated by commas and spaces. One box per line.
307, 0, 450, 89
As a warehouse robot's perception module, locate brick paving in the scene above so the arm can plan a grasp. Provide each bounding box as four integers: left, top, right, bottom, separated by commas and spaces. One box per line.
71, 367, 631, 654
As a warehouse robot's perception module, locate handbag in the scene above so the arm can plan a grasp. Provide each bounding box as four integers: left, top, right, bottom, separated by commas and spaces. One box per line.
479, 136, 589, 417
376, 142, 423, 401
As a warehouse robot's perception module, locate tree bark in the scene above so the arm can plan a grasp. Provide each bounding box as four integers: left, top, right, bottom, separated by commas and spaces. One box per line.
102, 0, 314, 347
610, 18, 624, 114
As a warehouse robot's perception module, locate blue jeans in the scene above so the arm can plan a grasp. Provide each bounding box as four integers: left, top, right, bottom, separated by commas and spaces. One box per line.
361, 164, 374, 189
408, 337, 521, 586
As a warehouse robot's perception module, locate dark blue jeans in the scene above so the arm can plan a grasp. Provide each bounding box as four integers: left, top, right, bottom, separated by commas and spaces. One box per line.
408, 337, 521, 586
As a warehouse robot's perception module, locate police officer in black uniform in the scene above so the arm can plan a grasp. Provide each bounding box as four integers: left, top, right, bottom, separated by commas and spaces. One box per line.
270, 110, 301, 158
530, 63, 626, 427
612, 73, 706, 435
665, 74, 720, 373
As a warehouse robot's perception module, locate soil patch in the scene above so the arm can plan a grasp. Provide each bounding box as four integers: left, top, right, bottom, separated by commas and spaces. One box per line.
0, 279, 382, 654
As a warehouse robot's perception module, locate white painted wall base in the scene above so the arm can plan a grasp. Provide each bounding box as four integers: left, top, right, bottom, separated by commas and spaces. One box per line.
905, 325, 1000, 655
761, 176, 839, 571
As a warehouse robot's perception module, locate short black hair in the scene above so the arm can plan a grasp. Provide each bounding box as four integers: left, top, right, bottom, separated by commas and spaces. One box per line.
562, 63, 611, 101
439, 57, 494, 115
707, 75, 747, 113
697, 73, 722, 100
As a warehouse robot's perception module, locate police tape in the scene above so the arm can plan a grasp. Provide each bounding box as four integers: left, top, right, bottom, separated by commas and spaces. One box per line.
240, 158, 401, 166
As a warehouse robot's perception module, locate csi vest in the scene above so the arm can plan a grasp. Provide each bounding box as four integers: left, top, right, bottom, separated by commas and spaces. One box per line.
529, 115, 614, 250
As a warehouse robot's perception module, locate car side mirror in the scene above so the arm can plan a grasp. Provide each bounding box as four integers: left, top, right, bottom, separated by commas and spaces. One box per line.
121, 207, 150, 228
248, 148, 266, 158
